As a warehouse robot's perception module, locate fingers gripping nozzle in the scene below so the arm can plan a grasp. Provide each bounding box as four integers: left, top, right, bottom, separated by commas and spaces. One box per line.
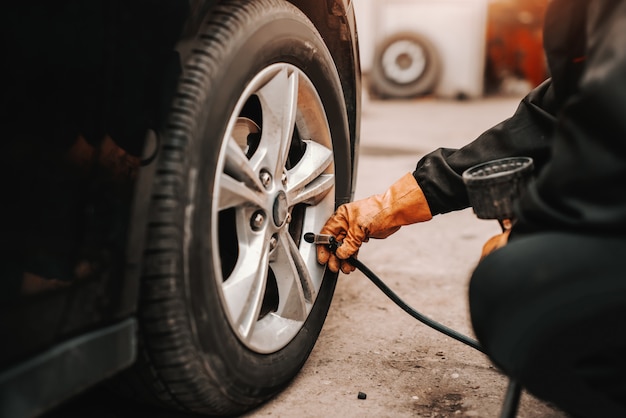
304, 233, 340, 252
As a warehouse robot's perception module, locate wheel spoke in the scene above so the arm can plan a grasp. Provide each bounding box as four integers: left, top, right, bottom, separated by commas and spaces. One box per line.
225, 139, 264, 191
222, 228, 269, 341
270, 230, 313, 321
219, 139, 266, 211
253, 67, 298, 177
286, 140, 334, 206
218, 173, 266, 211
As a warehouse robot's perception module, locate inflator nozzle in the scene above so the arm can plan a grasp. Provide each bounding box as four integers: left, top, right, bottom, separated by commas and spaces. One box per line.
304, 233, 340, 252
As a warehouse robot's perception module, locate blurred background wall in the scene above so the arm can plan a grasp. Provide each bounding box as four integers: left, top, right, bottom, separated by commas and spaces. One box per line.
354, 0, 549, 100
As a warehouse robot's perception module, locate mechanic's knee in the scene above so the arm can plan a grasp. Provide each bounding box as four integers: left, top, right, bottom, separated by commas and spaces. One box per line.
468, 249, 511, 345
468, 246, 534, 376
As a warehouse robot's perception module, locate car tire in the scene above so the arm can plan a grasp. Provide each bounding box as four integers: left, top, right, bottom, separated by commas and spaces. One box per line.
121, 0, 352, 416
370, 31, 441, 99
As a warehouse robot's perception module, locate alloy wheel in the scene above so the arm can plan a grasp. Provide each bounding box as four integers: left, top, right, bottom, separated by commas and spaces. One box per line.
214, 63, 335, 353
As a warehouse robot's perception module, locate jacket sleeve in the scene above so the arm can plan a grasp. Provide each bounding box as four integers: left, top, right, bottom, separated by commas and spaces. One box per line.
515, 1, 626, 235
413, 80, 558, 215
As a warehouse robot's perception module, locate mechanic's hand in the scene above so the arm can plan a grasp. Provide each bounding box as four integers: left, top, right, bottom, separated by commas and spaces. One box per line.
480, 229, 511, 260
317, 172, 432, 274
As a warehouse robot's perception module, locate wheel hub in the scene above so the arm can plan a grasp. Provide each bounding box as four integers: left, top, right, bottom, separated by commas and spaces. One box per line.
272, 191, 289, 227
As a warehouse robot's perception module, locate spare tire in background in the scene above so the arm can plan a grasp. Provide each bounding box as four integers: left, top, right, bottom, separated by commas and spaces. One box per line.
369, 31, 442, 99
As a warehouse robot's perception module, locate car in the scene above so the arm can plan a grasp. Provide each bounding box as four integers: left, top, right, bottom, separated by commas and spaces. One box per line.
0, 0, 361, 416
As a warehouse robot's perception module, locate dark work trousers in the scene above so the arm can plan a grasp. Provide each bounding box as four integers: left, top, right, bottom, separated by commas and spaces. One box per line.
469, 232, 626, 417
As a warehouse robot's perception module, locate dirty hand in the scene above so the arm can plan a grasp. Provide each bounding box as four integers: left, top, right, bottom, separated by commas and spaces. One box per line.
317, 172, 432, 274
480, 229, 511, 260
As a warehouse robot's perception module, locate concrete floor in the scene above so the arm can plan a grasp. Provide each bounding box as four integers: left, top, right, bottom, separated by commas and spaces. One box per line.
244, 93, 569, 418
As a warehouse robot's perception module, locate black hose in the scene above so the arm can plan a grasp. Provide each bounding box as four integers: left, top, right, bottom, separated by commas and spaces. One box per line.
347, 256, 486, 354
346, 256, 522, 417
309, 232, 520, 416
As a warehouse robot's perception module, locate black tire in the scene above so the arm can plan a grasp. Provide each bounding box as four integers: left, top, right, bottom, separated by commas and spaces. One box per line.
123, 0, 352, 416
370, 31, 441, 99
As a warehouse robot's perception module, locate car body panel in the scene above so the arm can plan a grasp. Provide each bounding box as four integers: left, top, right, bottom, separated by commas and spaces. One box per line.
0, 319, 136, 418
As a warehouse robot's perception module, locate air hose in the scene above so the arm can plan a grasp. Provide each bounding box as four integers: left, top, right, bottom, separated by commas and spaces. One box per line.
304, 233, 523, 418
345, 255, 485, 354
303, 233, 484, 354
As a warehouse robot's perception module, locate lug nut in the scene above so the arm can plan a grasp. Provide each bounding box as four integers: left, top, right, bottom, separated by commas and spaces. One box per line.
281, 172, 288, 186
260, 170, 272, 189
250, 211, 266, 231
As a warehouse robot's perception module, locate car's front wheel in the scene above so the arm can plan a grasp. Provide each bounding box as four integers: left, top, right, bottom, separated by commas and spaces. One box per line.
123, 0, 353, 415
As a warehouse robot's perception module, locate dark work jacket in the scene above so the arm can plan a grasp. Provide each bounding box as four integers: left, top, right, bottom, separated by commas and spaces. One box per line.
413, 0, 626, 235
